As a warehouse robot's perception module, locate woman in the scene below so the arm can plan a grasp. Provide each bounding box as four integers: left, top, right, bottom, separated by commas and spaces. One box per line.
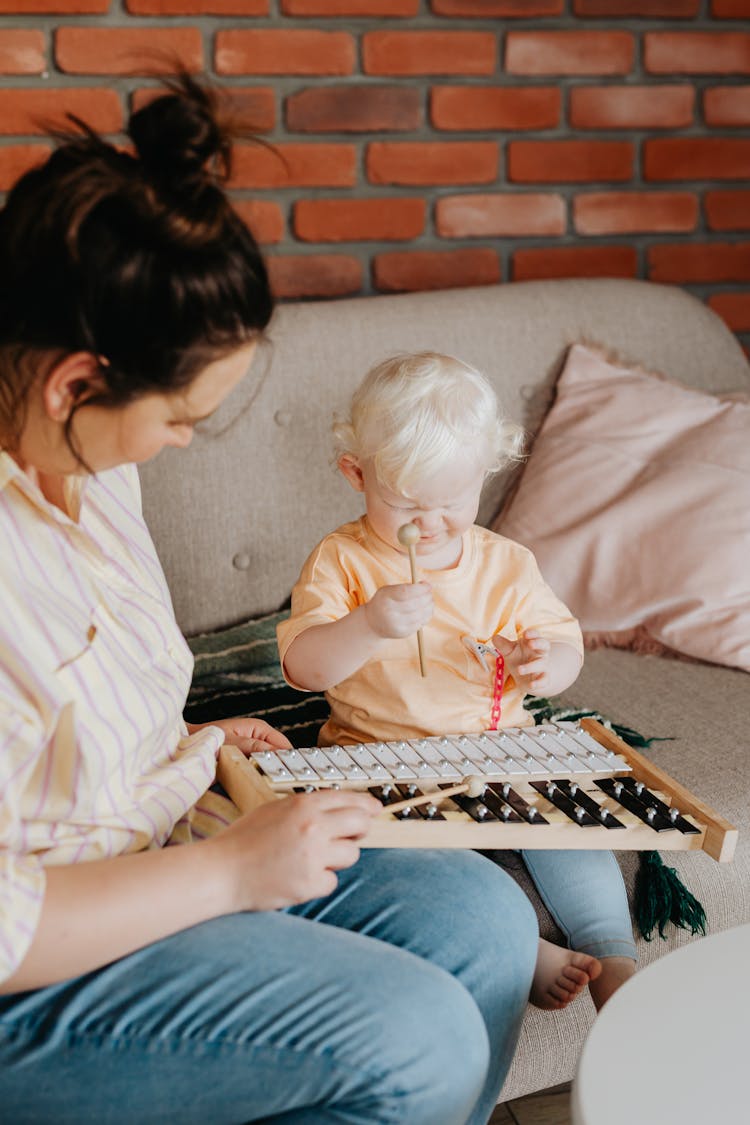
0, 76, 538, 1123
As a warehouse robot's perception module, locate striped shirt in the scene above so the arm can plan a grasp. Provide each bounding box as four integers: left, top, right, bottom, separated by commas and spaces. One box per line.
0, 452, 232, 984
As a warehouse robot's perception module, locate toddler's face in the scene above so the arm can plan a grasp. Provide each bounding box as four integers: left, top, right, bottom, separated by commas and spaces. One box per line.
360, 454, 485, 569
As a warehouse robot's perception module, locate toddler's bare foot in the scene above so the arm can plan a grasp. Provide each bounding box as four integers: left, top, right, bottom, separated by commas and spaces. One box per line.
530, 939, 602, 1011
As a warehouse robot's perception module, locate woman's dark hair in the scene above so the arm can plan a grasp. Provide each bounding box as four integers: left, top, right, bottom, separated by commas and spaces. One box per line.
0, 73, 273, 455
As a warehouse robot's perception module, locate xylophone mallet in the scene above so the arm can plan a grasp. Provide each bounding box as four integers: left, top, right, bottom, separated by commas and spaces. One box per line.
381, 776, 485, 817
397, 521, 427, 677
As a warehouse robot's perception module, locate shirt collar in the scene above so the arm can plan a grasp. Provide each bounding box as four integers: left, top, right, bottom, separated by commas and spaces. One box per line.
0, 448, 89, 523
0, 449, 19, 491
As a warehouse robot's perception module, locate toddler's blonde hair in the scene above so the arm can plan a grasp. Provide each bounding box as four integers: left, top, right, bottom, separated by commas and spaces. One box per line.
333, 351, 524, 497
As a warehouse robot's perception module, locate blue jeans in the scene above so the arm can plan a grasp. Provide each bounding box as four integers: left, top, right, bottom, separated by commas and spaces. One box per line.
0, 849, 538, 1124
521, 849, 637, 961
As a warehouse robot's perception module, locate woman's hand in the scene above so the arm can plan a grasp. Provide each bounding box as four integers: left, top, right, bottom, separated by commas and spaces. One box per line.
212, 788, 382, 911
6, 785, 381, 992
364, 581, 433, 640
188, 717, 292, 755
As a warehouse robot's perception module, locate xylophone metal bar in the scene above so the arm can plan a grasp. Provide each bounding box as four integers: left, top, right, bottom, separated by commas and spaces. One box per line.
216, 719, 737, 863
247, 722, 633, 790
578, 718, 736, 861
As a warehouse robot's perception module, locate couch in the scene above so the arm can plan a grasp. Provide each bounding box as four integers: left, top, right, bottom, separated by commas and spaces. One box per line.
139, 278, 749, 1104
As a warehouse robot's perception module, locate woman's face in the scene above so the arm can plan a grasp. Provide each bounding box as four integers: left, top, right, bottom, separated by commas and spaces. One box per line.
36, 343, 257, 475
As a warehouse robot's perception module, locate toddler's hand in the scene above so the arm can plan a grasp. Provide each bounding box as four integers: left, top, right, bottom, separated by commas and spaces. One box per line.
492, 629, 552, 692
364, 582, 433, 640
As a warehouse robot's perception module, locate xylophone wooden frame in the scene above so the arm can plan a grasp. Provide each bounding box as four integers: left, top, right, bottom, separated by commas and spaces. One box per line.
216, 718, 737, 863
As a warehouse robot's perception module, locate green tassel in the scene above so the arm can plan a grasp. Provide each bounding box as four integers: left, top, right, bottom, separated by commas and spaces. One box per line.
634, 850, 707, 941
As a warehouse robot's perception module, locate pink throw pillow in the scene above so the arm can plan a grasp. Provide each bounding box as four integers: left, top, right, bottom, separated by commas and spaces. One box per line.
493, 343, 750, 672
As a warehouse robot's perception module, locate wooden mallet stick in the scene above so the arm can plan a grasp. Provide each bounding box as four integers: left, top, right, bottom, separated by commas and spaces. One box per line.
397, 521, 427, 677
381, 776, 485, 817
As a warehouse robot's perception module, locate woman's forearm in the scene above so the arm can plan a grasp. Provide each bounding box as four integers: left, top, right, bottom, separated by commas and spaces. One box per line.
282, 607, 386, 691
2, 786, 380, 994
1, 839, 233, 994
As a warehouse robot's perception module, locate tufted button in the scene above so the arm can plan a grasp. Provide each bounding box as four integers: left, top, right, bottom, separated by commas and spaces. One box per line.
274, 410, 292, 427
232, 553, 251, 571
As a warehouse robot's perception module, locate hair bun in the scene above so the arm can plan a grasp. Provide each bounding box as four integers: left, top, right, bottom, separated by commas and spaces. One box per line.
128, 75, 230, 190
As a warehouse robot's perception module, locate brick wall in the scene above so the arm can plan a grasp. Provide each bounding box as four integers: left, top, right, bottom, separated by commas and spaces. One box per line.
1, 1, 749, 353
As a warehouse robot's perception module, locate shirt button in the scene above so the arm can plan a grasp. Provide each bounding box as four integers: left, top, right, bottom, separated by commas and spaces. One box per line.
232, 553, 251, 571
274, 410, 292, 427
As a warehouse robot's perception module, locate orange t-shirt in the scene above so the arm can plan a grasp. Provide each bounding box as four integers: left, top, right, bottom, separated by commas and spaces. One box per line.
277, 518, 583, 746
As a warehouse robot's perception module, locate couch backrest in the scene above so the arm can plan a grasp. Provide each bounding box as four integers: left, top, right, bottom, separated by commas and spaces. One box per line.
139, 279, 750, 636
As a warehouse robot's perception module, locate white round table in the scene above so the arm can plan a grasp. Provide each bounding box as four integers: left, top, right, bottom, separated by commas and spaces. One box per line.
572, 923, 750, 1125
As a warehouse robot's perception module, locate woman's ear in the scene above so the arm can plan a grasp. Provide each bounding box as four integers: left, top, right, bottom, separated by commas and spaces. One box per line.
337, 453, 365, 492
42, 352, 108, 422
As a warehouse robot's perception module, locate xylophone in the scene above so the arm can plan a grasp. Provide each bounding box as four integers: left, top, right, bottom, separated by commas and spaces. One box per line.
217, 718, 737, 862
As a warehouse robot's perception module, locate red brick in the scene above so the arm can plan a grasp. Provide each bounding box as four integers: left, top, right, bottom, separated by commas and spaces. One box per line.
217, 31, 354, 76
282, 0, 417, 12
436, 193, 565, 237
431, 86, 560, 131
513, 245, 637, 281
374, 248, 500, 293
363, 31, 496, 76
506, 31, 633, 76
267, 254, 362, 299
433, 0, 562, 12
0, 143, 51, 189
713, 0, 750, 15
127, 0, 266, 11
575, 0, 698, 13
648, 242, 750, 283
509, 141, 633, 183
294, 198, 425, 242
570, 85, 694, 129
286, 85, 421, 132
645, 32, 750, 74
0, 88, 122, 136
132, 85, 275, 133
0, 0, 107, 9
705, 190, 750, 231
645, 138, 750, 181
223, 88, 277, 133
574, 191, 697, 235
704, 86, 750, 126
367, 142, 498, 186
708, 292, 750, 332
55, 28, 203, 75
229, 143, 356, 188
0, 31, 45, 75
232, 199, 284, 244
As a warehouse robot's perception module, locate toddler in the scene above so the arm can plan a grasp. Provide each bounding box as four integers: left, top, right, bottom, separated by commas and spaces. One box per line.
278, 352, 637, 1010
